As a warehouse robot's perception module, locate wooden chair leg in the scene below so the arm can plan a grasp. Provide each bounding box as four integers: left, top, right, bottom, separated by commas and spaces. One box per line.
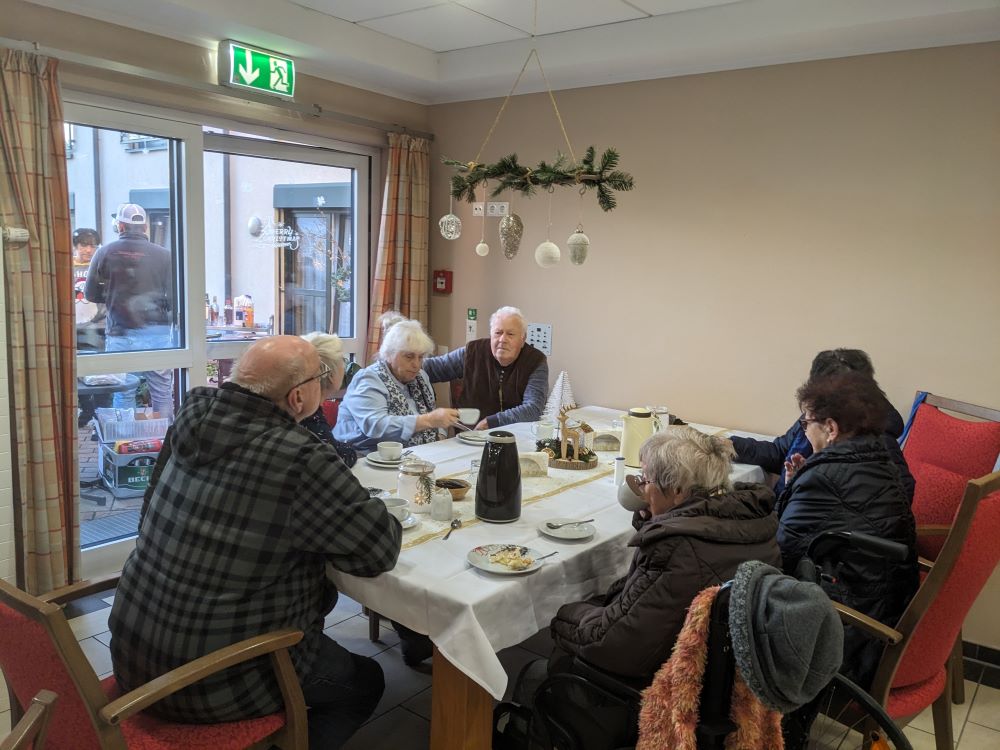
363, 606, 381, 642
930, 673, 953, 750
950, 632, 965, 704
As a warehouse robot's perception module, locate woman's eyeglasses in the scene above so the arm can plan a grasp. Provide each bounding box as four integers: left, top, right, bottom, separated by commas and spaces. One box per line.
286, 363, 333, 397
798, 415, 822, 430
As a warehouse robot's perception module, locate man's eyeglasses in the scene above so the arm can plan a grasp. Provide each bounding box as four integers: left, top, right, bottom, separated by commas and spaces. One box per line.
286, 363, 333, 397
798, 415, 822, 430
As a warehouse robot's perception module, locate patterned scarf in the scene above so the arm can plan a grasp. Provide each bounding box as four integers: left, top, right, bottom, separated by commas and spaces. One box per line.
375, 359, 439, 446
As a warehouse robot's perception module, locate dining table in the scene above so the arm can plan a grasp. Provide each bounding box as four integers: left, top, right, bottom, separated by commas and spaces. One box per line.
330, 405, 769, 749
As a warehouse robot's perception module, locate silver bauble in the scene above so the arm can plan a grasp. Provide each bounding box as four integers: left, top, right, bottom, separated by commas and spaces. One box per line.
475, 241, 490, 257
534, 240, 561, 268
499, 214, 523, 260
439, 213, 462, 240
567, 228, 590, 265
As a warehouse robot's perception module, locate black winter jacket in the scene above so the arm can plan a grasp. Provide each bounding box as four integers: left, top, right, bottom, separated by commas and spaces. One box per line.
776, 434, 918, 688
550, 483, 781, 684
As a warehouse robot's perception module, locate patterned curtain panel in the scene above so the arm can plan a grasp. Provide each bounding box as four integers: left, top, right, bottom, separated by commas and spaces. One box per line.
365, 133, 430, 362
0, 49, 79, 593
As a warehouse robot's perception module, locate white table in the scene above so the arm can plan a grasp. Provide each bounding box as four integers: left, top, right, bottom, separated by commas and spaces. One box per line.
331, 408, 766, 749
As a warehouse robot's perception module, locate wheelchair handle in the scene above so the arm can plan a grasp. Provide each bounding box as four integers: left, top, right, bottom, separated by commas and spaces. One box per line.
807, 530, 910, 562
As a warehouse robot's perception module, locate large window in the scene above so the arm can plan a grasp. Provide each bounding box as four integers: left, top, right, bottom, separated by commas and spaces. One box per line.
64, 104, 372, 565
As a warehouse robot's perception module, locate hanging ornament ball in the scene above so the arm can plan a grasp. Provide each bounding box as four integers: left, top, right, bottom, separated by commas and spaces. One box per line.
534, 240, 561, 268
567, 228, 591, 266
439, 213, 462, 240
499, 214, 524, 260
475, 241, 490, 257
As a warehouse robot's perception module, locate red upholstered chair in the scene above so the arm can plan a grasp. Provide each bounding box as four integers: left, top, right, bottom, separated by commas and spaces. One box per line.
899, 392, 1000, 702
0, 576, 307, 750
1, 689, 57, 750
836, 471, 1000, 750
321, 398, 340, 428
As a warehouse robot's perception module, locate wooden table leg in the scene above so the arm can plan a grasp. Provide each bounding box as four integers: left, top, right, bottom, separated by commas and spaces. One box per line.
430, 646, 492, 750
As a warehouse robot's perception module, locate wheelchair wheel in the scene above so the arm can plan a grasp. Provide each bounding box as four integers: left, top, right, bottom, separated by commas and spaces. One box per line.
803, 673, 912, 750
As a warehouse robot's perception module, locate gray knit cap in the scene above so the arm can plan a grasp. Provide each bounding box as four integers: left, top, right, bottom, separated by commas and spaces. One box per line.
729, 560, 844, 713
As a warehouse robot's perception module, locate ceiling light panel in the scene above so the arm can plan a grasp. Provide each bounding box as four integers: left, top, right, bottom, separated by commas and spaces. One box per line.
627, 0, 746, 15
293, 0, 448, 24
360, 4, 529, 52
456, 0, 646, 36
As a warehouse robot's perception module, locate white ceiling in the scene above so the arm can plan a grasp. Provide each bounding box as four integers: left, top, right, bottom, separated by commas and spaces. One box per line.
21, 0, 1000, 103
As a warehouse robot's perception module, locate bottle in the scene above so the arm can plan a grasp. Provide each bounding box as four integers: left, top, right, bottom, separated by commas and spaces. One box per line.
234, 296, 245, 326
224, 298, 234, 325
204, 293, 210, 321
211, 295, 220, 325
244, 294, 255, 328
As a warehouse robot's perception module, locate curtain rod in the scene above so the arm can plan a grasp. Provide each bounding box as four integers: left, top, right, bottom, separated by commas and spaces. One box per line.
0, 37, 434, 142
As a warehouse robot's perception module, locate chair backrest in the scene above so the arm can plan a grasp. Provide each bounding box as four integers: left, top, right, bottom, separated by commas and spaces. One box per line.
320, 399, 340, 428
901, 393, 1000, 558
869, 472, 1000, 699
0, 689, 58, 750
0, 580, 116, 750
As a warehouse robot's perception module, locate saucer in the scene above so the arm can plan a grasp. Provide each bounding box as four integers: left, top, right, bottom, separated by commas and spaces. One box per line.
400, 514, 419, 530
538, 518, 596, 541
365, 454, 402, 469
457, 431, 487, 445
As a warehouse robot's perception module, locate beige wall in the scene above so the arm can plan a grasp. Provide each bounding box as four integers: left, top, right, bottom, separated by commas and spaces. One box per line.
427, 43, 1000, 648
427, 42, 999, 437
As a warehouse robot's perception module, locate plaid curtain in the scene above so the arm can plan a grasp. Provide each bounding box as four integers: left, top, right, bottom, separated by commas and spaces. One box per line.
0, 48, 79, 593
365, 133, 430, 362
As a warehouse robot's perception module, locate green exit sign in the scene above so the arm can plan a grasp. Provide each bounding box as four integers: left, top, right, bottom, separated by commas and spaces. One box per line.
218, 40, 295, 99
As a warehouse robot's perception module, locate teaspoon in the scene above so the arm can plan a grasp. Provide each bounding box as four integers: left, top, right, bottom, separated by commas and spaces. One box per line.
443, 518, 462, 540
546, 518, 594, 529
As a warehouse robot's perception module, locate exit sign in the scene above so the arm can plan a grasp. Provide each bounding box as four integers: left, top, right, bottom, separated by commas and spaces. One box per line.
218, 40, 295, 99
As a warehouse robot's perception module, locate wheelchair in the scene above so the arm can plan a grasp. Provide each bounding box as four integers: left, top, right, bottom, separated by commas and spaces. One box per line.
496, 531, 914, 750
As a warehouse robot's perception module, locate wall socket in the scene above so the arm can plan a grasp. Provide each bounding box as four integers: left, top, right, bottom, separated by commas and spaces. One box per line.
486, 201, 510, 217
472, 202, 484, 216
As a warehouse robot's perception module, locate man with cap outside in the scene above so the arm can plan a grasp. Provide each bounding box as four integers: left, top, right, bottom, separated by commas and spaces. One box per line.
84, 203, 175, 419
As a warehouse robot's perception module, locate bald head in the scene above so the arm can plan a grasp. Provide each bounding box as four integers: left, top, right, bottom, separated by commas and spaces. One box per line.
231, 336, 321, 419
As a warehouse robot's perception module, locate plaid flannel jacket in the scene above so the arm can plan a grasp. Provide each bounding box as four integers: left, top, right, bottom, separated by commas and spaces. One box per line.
109, 384, 401, 721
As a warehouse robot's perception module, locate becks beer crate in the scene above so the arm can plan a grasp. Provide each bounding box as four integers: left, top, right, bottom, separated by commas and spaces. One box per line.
94, 410, 168, 498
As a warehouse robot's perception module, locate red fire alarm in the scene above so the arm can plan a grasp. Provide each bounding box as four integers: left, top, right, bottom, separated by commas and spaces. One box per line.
432, 269, 453, 294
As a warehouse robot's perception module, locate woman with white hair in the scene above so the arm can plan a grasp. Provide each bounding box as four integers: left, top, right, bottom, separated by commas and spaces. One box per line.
298, 332, 358, 467
334, 313, 458, 452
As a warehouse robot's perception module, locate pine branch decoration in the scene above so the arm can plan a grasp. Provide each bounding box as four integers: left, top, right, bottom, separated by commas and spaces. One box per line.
443, 147, 634, 212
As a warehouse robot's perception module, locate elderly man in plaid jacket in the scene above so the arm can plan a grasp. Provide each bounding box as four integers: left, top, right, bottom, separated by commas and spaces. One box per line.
109, 336, 402, 748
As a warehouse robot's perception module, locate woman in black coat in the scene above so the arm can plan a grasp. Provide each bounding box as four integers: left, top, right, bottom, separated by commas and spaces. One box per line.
778, 372, 918, 689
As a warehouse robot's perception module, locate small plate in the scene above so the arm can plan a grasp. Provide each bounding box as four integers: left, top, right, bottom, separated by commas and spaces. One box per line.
466, 544, 544, 575
400, 514, 419, 530
457, 431, 488, 445
538, 518, 596, 541
365, 454, 402, 469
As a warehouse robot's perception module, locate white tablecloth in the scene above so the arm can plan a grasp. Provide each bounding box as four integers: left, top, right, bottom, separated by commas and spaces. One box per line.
330, 408, 766, 700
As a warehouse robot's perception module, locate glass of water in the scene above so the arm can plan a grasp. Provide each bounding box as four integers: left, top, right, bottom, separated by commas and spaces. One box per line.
469, 458, 481, 485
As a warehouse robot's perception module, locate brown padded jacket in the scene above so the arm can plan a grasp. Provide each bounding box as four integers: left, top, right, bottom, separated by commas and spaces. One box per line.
550, 483, 781, 683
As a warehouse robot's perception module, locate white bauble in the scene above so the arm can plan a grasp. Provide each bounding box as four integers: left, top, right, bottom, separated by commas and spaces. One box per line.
475, 241, 490, 257
534, 240, 561, 268
439, 213, 462, 240
567, 229, 590, 265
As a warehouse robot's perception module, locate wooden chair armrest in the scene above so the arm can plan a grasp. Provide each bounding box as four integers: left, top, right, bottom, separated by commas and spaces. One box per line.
38, 573, 121, 605
918, 556, 934, 573
916, 524, 951, 537
833, 602, 903, 645
0, 690, 58, 750
98, 628, 303, 725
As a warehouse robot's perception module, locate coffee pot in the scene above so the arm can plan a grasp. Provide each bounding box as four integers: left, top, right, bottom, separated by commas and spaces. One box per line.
620, 407, 661, 468
475, 430, 522, 523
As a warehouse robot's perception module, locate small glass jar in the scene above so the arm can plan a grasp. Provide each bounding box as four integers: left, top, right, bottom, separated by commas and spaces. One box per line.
398, 459, 436, 513
431, 487, 453, 522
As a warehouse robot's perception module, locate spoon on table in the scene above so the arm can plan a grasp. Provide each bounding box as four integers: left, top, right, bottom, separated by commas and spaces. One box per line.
546, 518, 595, 530
535, 551, 559, 561
442, 518, 462, 540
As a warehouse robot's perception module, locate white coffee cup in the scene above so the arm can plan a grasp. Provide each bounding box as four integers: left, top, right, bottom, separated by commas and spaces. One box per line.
380, 496, 409, 521
377, 441, 403, 461
531, 421, 555, 440
618, 476, 648, 512
457, 407, 480, 425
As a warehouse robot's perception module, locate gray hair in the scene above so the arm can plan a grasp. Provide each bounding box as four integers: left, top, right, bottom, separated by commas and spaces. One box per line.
301, 331, 344, 389
639, 426, 735, 495
489, 306, 527, 337
378, 314, 434, 360
230, 348, 310, 401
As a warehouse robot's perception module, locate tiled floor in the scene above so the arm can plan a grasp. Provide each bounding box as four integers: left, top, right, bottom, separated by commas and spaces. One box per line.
3, 591, 1000, 750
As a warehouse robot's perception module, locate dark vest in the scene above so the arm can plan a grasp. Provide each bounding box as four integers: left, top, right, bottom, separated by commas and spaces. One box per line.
458, 339, 545, 417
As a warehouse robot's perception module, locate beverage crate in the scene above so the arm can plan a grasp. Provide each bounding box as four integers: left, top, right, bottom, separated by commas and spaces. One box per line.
94, 410, 169, 498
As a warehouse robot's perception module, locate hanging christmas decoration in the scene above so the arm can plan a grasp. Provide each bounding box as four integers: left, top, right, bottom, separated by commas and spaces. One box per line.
474, 183, 489, 256
567, 227, 590, 266
535, 187, 560, 268
499, 213, 523, 260
438, 194, 462, 240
